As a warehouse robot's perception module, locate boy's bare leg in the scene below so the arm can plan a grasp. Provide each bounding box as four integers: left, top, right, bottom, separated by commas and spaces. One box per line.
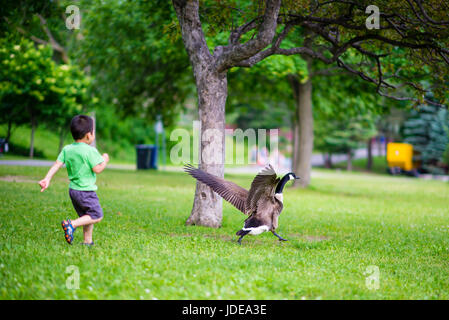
69, 215, 102, 228
83, 224, 94, 244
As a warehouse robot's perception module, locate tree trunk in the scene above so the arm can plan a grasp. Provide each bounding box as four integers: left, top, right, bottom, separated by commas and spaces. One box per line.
173, 0, 228, 228
173, 0, 281, 228
29, 114, 36, 158
323, 153, 332, 168
185, 70, 227, 228
288, 75, 299, 173
5, 119, 12, 143
288, 54, 313, 188
366, 138, 373, 170
292, 76, 313, 188
346, 149, 352, 171
291, 111, 300, 172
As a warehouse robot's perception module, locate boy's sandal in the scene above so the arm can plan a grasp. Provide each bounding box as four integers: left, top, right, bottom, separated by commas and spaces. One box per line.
80, 242, 94, 246
61, 219, 76, 244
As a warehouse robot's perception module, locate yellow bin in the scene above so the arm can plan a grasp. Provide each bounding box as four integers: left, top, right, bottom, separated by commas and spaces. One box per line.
386, 143, 414, 171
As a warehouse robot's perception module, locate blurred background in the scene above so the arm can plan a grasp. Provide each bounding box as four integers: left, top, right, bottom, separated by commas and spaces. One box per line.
1, 0, 448, 179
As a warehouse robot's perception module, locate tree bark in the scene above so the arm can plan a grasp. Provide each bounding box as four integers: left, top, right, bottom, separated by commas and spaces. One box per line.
293, 77, 313, 187
185, 71, 227, 228
288, 75, 300, 174
346, 149, 352, 171
173, 0, 281, 227
366, 138, 373, 170
291, 117, 300, 173
323, 153, 333, 168
288, 53, 313, 188
29, 114, 36, 158
173, 0, 228, 228
5, 119, 12, 144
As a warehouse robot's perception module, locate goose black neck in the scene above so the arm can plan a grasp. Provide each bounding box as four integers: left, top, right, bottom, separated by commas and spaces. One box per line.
275, 174, 290, 194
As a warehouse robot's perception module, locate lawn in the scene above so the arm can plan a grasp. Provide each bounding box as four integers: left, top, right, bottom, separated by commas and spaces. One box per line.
333, 156, 388, 175
0, 165, 448, 299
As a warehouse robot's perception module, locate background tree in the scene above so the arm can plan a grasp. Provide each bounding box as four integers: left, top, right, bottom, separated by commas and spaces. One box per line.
46, 63, 93, 152
76, 0, 192, 127
312, 66, 394, 168
403, 103, 449, 174
0, 37, 29, 144
1, 0, 95, 154
227, 52, 305, 164
315, 114, 378, 171
172, 0, 449, 227
2, 0, 192, 158
0, 36, 56, 157
1, 0, 74, 64
0, 35, 91, 157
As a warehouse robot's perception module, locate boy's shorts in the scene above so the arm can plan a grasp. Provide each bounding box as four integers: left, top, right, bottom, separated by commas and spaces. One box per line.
69, 188, 103, 220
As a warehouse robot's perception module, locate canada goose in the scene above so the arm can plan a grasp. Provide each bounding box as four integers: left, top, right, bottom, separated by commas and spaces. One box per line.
183, 164, 299, 244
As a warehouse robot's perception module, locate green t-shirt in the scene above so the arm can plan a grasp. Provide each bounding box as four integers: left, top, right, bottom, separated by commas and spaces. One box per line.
57, 142, 104, 191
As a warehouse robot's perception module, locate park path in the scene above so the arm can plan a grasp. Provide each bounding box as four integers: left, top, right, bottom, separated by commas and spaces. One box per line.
0, 146, 383, 175
2, 147, 447, 181
0, 159, 136, 170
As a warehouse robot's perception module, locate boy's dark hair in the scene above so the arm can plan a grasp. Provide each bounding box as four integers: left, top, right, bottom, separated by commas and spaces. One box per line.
70, 115, 94, 140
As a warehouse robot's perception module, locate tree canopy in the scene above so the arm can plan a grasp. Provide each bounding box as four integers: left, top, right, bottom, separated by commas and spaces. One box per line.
174, 0, 449, 105
0, 34, 90, 155
76, 0, 192, 126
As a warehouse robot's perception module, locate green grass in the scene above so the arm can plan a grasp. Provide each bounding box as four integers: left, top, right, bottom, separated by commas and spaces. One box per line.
334, 156, 388, 175
1, 165, 449, 299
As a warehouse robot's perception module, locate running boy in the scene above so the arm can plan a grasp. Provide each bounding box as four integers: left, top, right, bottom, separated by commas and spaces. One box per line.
39, 115, 109, 245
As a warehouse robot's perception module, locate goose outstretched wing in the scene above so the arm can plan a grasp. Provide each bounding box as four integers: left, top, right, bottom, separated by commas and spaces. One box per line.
245, 164, 280, 215
184, 164, 249, 214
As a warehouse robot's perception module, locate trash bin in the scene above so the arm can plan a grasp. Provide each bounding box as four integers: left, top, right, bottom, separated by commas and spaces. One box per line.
136, 144, 157, 169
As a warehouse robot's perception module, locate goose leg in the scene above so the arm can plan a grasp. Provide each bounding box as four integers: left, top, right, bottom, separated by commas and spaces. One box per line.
236, 230, 250, 245
272, 231, 288, 242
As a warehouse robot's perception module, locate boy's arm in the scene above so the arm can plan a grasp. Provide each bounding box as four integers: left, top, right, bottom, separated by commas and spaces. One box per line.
39, 160, 64, 192
92, 153, 110, 174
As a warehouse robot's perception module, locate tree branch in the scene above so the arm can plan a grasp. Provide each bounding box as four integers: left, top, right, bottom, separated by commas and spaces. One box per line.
4, 17, 48, 45
228, 17, 261, 46
35, 14, 68, 63
215, 0, 281, 72
172, 0, 212, 72
234, 21, 294, 68
413, 0, 449, 25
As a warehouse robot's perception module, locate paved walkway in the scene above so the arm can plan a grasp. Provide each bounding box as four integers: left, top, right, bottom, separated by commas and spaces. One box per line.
0, 159, 136, 170
2, 147, 448, 181
0, 147, 383, 175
